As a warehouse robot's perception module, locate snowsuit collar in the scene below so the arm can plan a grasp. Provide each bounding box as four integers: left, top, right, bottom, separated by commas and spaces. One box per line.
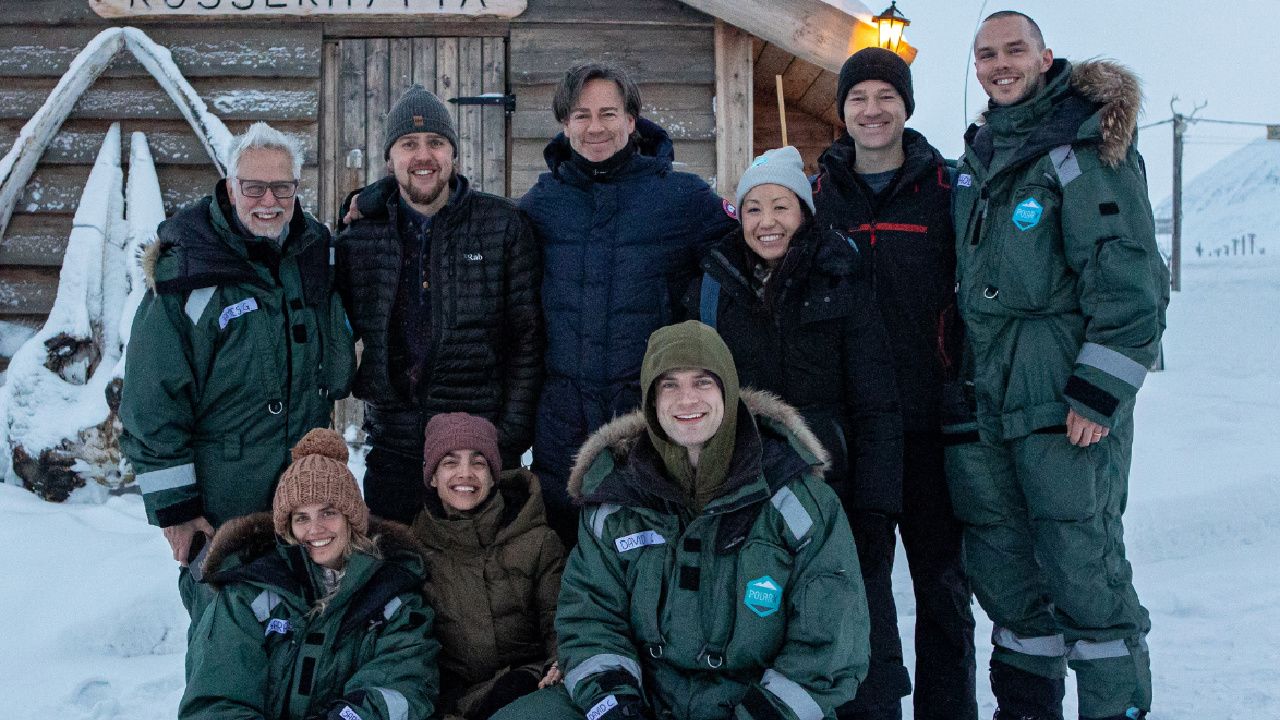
543, 117, 675, 186
412, 469, 549, 551
703, 221, 860, 309
965, 58, 1143, 174
817, 127, 945, 200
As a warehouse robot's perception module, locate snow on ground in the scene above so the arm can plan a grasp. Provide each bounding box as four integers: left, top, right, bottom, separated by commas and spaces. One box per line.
2, 255, 1277, 719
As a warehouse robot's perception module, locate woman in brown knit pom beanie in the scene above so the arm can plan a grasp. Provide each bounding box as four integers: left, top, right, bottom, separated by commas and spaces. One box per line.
273, 427, 370, 569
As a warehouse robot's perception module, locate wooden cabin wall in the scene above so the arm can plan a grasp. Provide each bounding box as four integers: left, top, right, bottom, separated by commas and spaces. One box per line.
753, 90, 841, 178
0, 3, 321, 374
508, 0, 718, 195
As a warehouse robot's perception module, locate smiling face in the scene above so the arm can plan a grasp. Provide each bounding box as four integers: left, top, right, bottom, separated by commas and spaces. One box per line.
654, 368, 725, 454
429, 449, 495, 513
843, 79, 907, 153
563, 78, 636, 163
740, 184, 804, 268
387, 131, 455, 215
974, 15, 1054, 107
228, 147, 296, 238
289, 502, 351, 571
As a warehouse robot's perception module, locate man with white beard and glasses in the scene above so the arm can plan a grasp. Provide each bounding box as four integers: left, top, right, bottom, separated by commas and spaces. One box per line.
336, 84, 543, 524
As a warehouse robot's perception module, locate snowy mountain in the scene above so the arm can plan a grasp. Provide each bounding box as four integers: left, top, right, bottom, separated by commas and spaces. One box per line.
1155, 138, 1280, 250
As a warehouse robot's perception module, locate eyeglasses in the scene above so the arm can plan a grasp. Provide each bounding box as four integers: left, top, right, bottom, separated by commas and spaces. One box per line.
235, 178, 300, 199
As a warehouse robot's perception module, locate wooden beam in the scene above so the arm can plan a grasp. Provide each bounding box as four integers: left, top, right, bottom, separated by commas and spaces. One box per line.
680, 0, 916, 74
714, 20, 752, 197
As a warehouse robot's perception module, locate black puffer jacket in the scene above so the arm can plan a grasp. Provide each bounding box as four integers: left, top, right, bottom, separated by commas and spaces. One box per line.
814, 130, 961, 436
335, 174, 543, 464
679, 223, 904, 513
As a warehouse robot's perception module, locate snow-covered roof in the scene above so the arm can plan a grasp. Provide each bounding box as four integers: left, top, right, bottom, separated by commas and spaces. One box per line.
820, 0, 876, 23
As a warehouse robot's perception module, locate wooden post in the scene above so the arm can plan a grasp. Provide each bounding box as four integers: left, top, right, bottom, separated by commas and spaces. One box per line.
1171, 112, 1184, 291
775, 74, 788, 146
714, 20, 753, 198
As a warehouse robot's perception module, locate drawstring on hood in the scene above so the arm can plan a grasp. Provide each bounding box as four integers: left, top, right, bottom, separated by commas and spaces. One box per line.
640, 321, 743, 512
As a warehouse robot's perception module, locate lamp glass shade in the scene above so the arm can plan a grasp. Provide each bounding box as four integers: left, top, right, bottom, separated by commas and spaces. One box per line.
874, 2, 911, 51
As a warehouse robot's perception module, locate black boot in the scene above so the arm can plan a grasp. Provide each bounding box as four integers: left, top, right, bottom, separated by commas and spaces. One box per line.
989, 660, 1064, 720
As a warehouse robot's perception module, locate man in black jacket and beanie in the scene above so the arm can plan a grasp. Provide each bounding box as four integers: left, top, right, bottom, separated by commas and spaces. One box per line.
813, 47, 977, 720
336, 84, 543, 523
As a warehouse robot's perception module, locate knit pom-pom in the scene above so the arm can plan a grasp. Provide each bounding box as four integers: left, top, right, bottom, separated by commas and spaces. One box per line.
290, 428, 349, 463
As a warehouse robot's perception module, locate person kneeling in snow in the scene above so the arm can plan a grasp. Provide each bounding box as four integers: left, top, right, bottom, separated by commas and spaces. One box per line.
410, 412, 566, 719
493, 320, 870, 720
180, 428, 438, 720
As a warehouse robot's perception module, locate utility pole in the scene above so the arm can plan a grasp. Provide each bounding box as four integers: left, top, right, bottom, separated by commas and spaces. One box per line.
1171, 109, 1184, 290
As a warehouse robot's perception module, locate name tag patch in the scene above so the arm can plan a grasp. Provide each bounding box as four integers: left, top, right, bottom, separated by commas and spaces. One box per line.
957, 173, 973, 188
1012, 197, 1044, 231
338, 707, 363, 720
744, 575, 782, 618
264, 618, 291, 636
587, 695, 619, 720
615, 530, 665, 553
219, 297, 259, 329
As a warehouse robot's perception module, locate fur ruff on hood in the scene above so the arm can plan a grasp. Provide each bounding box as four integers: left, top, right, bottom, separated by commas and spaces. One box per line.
141, 239, 163, 292
201, 512, 427, 587
566, 388, 830, 500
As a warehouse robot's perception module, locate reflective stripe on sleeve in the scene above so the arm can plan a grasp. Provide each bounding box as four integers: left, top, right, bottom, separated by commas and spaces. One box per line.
1049, 144, 1083, 187
382, 597, 402, 620
770, 486, 813, 541
137, 463, 197, 494
992, 626, 1066, 657
250, 589, 282, 622
373, 687, 409, 720
184, 286, 216, 325
760, 669, 824, 720
591, 503, 621, 540
1077, 342, 1149, 389
564, 653, 643, 696
1066, 636, 1142, 662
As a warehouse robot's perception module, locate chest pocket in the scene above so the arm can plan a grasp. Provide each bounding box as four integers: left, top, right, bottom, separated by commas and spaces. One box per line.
988, 183, 1066, 313
796, 282, 853, 326
727, 538, 795, 667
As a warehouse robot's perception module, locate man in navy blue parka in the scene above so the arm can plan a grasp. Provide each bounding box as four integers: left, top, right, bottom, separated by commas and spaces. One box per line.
519, 61, 737, 544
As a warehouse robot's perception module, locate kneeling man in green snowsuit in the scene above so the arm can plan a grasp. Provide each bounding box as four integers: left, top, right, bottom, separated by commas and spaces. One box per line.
495, 320, 869, 720
946, 11, 1169, 720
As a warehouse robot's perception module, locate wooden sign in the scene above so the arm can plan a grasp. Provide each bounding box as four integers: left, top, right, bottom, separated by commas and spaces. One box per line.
91, 0, 527, 19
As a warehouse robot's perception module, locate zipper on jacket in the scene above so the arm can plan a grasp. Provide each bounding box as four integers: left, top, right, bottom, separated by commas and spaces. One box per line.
970, 188, 989, 246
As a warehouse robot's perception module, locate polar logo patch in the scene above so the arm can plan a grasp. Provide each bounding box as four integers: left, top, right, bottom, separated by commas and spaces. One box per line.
957, 173, 973, 188
1012, 197, 1043, 231
744, 575, 782, 618
218, 297, 259, 329
615, 530, 665, 553
722, 198, 738, 220
587, 694, 619, 720
264, 618, 291, 636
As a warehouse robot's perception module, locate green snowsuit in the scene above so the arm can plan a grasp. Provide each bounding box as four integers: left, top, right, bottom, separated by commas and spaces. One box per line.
947, 59, 1169, 718
496, 388, 869, 720
180, 514, 439, 720
120, 183, 354, 615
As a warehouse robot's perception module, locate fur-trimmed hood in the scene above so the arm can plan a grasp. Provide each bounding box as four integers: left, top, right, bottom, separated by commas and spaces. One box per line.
566, 388, 830, 500
201, 512, 428, 588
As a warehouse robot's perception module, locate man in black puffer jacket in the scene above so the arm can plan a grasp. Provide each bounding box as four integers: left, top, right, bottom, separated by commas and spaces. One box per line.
813, 49, 976, 720
336, 85, 543, 523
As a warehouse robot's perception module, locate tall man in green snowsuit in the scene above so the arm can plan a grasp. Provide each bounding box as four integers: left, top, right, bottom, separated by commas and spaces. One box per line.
494, 320, 869, 720
947, 12, 1168, 720
120, 122, 354, 620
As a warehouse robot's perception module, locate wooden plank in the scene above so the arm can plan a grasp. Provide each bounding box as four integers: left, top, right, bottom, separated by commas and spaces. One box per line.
91, 0, 528, 20
412, 38, 438, 95
514, 0, 711, 26
457, 37, 485, 184
509, 24, 713, 85
0, 0, 99, 25
436, 37, 461, 130
0, 78, 319, 122
320, 39, 340, 228
0, 26, 320, 79
13, 165, 320, 216
752, 36, 766, 63
796, 69, 840, 123
678, 0, 918, 74
388, 38, 415, 99
323, 21, 509, 38
0, 267, 60, 316
480, 36, 507, 197
512, 83, 715, 141
714, 20, 752, 196
753, 43, 794, 85
0, 122, 317, 166
780, 57, 823, 105
0, 214, 71, 266
338, 39, 367, 211
364, 39, 390, 187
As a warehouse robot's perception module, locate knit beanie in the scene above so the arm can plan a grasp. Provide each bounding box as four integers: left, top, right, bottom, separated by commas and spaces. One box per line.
422, 412, 503, 483
836, 47, 915, 119
383, 84, 459, 159
273, 428, 368, 538
641, 321, 742, 512
735, 146, 814, 214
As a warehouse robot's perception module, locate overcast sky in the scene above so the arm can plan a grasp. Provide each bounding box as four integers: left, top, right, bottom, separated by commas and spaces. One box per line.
882, 0, 1280, 207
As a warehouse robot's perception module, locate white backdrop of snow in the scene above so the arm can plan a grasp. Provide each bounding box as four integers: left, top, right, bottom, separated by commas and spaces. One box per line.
1155, 138, 1280, 250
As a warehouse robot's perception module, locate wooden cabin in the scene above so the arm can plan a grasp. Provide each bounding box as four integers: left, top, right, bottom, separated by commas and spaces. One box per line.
0, 0, 916, 375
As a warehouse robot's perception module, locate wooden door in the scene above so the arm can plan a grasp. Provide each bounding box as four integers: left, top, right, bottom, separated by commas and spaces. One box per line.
321, 35, 509, 440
